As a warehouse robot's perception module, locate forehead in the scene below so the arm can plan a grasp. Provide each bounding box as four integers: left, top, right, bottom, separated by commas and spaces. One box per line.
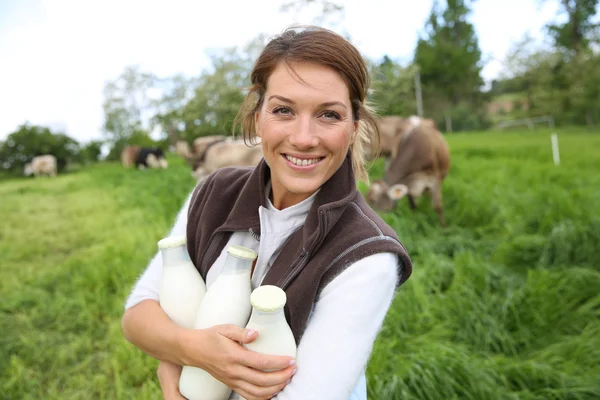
265, 61, 350, 101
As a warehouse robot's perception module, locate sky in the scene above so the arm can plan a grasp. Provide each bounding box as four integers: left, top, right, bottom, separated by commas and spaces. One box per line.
0, 0, 565, 143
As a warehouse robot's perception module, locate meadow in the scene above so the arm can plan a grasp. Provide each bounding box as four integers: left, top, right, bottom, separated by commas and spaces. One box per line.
1, 128, 599, 399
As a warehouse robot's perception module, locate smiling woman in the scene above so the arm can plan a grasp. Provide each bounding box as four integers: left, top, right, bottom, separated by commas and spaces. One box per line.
121, 25, 413, 400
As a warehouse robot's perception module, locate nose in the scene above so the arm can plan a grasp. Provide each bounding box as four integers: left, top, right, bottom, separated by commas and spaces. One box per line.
289, 115, 318, 149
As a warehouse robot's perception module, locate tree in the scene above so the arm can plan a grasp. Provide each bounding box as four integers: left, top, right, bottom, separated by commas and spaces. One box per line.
279, 0, 345, 26
369, 55, 418, 116
414, 0, 488, 130
0, 123, 80, 174
151, 74, 199, 148
544, 0, 599, 56
102, 66, 156, 143
179, 37, 268, 141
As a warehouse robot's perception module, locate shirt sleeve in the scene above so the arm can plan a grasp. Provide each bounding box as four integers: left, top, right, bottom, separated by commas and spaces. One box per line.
123, 190, 194, 310
273, 252, 400, 400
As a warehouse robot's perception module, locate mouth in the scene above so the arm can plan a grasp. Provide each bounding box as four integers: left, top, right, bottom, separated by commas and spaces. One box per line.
283, 154, 324, 167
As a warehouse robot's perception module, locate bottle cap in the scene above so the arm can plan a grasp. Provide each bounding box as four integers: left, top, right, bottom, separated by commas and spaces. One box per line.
227, 245, 258, 260
157, 235, 187, 249
250, 285, 287, 312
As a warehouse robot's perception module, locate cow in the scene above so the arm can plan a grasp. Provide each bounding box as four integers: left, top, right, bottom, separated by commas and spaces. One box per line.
120, 145, 168, 169
24, 154, 57, 177
121, 145, 141, 168
192, 135, 228, 156
175, 140, 193, 159
187, 137, 263, 181
364, 115, 437, 161
366, 117, 450, 227
135, 147, 168, 169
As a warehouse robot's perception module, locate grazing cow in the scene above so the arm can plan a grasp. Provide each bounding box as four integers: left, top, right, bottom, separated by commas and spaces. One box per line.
24, 154, 58, 177
175, 140, 193, 159
188, 138, 263, 181
120, 145, 141, 168
366, 117, 450, 227
364, 115, 437, 161
120, 145, 168, 169
192, 135, 228, 156
135, 147, 168, 169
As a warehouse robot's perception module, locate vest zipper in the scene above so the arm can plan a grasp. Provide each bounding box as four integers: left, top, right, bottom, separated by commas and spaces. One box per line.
249, 228, 260, 242
280, 210, 327, 289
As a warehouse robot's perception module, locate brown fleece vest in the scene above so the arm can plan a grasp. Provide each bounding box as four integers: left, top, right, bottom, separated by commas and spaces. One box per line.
186, 153, 413, 343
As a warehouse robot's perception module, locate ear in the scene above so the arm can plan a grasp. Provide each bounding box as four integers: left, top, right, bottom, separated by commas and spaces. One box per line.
351, 120, 359, 144
387, 184, 408, 200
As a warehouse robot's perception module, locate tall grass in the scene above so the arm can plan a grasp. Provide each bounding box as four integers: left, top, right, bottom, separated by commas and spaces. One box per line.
364, 129, 600, 399
1, 129, 599, 399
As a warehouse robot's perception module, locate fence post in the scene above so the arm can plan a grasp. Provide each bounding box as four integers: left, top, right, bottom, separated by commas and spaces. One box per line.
551, 133, 560, 166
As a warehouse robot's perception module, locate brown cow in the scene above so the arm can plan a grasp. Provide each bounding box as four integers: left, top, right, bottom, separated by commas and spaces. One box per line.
366, 117, 450, 227
364, 115, 437, 161
120, 145, 141, 168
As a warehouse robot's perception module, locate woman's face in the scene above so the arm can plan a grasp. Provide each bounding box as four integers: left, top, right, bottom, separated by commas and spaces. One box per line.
255, 61, 357, 210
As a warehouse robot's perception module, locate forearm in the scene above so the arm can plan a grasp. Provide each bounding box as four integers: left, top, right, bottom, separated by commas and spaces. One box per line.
121, 299, 188, 364
274, 253, 399, 400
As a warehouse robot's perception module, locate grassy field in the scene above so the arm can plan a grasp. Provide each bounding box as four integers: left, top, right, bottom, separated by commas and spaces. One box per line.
1, 128, 599, 399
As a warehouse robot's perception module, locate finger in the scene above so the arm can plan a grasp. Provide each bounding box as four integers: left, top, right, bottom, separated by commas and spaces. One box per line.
216, 324, 259, 344
235, 364, 296, 388
241, 349, 296, 372
234, 378, 288, 400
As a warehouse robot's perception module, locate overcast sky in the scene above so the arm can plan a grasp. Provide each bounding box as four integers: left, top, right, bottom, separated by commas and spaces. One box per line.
0, 0, 564, 143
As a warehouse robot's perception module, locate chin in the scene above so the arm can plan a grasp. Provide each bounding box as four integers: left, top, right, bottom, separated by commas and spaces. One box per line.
281, 176, 323, 197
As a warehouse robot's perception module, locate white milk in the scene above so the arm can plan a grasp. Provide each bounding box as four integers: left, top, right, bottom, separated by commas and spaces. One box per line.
158, 235, 206, 329
179, 245, 257, 400
239, 286, 297, 400
243, 285, 297, 363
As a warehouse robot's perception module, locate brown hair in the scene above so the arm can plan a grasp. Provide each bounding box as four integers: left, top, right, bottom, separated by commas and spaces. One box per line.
232, 25, 380, 183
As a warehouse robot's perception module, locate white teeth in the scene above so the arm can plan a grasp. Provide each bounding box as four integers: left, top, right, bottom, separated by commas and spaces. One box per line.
285, 155, 321, 166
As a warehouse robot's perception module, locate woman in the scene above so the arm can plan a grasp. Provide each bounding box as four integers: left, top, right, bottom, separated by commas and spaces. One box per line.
122, 25, 413, 400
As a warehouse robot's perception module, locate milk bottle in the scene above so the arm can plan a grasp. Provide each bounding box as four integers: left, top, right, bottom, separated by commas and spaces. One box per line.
158, 235, 206, 329
239, 286, 297, 400
243, 285, 297, 362
179, 245, 257, 400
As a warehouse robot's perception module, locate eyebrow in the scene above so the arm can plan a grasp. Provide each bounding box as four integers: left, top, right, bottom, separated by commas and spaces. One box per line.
268, 95, 348, 109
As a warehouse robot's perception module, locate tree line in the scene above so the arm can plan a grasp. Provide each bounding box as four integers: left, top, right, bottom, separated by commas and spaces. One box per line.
1, 0, 598, 175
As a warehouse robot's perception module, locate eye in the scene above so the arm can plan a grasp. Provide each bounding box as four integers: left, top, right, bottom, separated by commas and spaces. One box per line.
321, 111, 341, 120
272, 106, 292, 115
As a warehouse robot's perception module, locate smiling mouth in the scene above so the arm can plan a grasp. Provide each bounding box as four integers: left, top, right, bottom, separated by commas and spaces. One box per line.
284, 154, 324, 167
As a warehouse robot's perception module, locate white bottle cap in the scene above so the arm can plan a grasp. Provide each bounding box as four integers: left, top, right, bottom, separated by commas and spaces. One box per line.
227, 245, 258, 260
250, 285, 287, 312
158, 235, 187, 249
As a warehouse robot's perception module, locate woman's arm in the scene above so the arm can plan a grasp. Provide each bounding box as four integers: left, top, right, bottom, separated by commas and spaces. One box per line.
273, 252, 400, 400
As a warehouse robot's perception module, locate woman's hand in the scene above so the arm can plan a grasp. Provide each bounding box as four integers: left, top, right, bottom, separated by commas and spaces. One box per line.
157, 361, 186, 400
180, 324, 297, 400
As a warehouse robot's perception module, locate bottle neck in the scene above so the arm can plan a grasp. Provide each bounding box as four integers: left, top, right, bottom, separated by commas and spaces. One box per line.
160, 245, 191, 268
222, 254, 254, 275
249, 308, 286, 325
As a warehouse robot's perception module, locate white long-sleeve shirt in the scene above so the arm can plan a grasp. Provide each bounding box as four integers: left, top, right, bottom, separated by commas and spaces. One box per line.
125, 186, 399, 400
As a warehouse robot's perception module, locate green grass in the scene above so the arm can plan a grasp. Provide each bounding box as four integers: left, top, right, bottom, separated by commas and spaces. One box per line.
2, 129, 600, 399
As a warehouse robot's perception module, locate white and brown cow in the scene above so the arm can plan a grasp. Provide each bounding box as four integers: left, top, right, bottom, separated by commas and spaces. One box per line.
24, 154, 58, 177
366, 117, 450, 227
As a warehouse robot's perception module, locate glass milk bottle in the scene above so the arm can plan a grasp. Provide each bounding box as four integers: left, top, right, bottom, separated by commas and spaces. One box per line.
243, 285, 297, 362
158, 235, 206, 329
179, 245, 257, 400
